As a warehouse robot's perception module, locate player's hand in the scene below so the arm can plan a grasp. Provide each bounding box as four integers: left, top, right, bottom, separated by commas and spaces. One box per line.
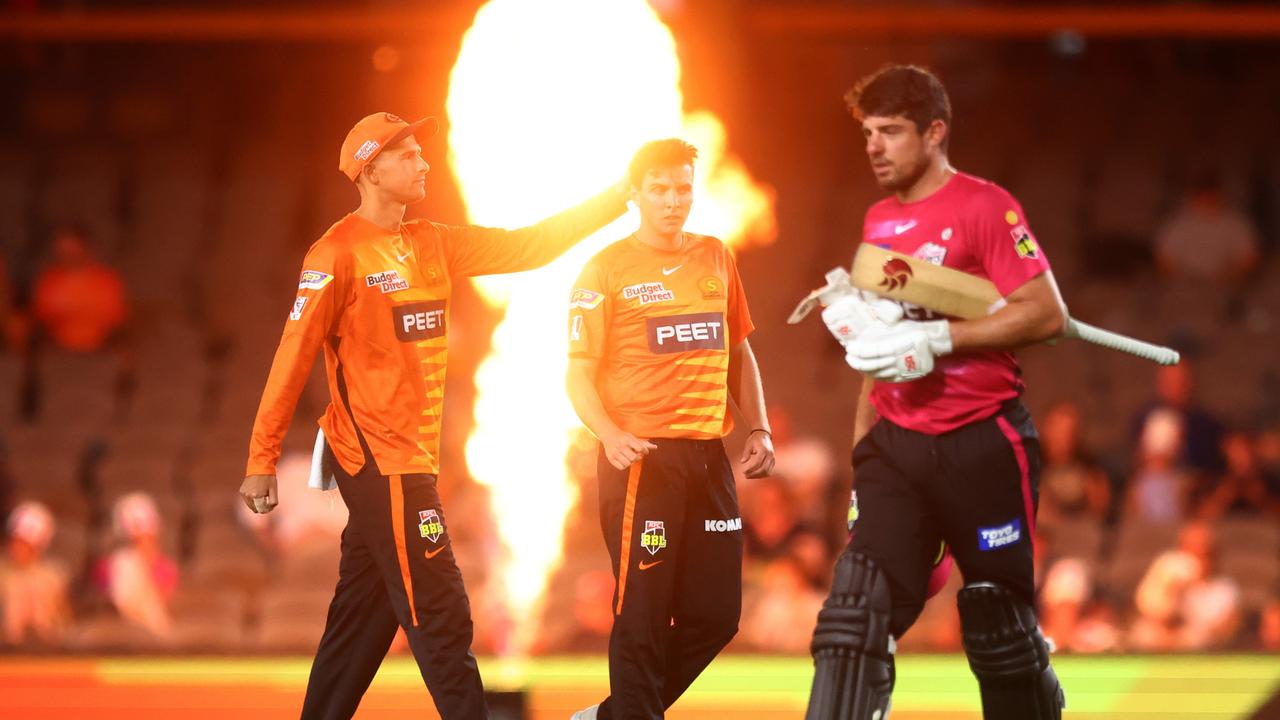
740, 431, 775, 479
845, 320, 952, 383
601, 430, 657, 470
240, 474, 279, 514
821, 291, 904, 347
821, 294, 877, 346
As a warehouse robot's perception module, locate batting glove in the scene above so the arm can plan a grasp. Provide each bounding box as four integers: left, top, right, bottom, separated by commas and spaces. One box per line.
821, 291, 905, 347
845, 320, 952, 383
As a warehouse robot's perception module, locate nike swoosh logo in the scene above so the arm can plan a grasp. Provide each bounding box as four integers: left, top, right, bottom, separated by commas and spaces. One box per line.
397, 251, 412, 262
661, 265, 682, 276
424, 543, 448, 560
638, 559, 663, 570
894, 221, 917, 235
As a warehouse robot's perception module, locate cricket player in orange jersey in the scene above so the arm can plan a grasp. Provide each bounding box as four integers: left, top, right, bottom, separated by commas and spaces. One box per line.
566, 139, 775, 720
239, 112, 628, 720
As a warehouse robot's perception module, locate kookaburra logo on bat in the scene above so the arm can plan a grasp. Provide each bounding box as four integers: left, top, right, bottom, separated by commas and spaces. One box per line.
879, 258, 914, 291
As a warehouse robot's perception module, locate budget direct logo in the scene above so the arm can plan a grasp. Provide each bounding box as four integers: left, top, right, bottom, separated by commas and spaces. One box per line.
366, 270, 409, 294
622, 281, 675, 306
393, 300, 447, 341
641, 520, 667, 555
646, 312, 725, 355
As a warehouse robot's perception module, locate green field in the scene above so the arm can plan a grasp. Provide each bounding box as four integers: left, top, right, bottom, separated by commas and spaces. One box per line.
1, 654, 1276, 719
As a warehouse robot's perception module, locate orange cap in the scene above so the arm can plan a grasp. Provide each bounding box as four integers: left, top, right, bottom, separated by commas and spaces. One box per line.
338, 112, 438, 181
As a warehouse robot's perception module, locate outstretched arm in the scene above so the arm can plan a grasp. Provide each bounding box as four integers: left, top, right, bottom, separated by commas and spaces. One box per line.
439, 181, 628, 276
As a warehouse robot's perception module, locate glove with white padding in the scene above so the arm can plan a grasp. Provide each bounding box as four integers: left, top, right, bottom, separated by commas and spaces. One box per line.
821, 289, 906, 347
845, 319, 953, 383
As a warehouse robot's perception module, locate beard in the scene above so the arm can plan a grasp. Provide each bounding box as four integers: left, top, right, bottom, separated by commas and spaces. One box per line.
875, 155, 930, 193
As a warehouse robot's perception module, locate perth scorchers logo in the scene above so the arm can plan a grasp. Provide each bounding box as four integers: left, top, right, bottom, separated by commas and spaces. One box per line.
879, 258, 914, 291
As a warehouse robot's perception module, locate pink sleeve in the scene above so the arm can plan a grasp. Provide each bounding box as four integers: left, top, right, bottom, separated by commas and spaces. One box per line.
971, 188, 1052, 297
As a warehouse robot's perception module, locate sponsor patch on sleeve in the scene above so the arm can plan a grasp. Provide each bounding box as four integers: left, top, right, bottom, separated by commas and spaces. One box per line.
299, 270, 334, 290
1010, 225, 1040, 259
977, 518, 1022, 551
288, 296, 309, 321
569, 288, 604, 310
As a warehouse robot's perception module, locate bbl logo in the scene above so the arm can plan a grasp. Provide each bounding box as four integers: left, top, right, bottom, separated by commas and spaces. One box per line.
419, 509, 444, 543
640, 520, 667, 555
1011, 225, 1040, 259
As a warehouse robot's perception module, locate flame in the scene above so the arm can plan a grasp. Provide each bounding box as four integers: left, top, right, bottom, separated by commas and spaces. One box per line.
448, 0, 774, 654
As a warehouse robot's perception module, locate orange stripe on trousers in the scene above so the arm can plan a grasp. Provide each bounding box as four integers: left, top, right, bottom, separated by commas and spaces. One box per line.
614, 459, 644, 616
389, 474, 418, 627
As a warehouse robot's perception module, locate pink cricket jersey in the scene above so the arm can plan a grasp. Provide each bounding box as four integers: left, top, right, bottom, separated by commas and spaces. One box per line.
861, 172, 1051, 434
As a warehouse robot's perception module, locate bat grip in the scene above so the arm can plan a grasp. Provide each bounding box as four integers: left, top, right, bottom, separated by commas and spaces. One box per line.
1064, 319, 1180, 365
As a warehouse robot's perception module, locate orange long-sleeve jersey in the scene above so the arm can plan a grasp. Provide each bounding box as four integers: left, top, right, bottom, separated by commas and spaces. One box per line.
246, 187, 627, 478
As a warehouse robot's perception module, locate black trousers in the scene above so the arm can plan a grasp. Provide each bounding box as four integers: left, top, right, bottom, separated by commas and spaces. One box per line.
595, 439, 743, 720
299, 446, 488, 720
843, 401, 1041, 638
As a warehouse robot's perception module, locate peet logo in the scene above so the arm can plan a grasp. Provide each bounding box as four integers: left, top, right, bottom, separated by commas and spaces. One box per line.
366, 270, 410, 294
393, 300, 447, 341
704, 518, 742, 532
622, 281, 675, 305
646, 312, 725, 354
977, 518, 1022, 551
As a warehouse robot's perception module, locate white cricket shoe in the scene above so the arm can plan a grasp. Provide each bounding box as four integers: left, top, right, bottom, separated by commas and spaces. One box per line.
570, 704, 600, 720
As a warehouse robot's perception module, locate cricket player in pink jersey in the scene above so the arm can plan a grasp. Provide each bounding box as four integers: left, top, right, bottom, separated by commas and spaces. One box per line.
805, 65, 1068, 719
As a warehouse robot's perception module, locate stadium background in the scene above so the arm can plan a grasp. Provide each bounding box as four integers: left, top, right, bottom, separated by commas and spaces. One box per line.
0, 0, 1278, 717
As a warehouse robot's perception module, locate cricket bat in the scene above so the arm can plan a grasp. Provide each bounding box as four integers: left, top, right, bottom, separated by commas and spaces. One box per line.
794, 244, 1180, 365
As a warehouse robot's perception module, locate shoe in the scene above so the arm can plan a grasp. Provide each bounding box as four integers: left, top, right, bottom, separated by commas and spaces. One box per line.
570, 704, 600, 720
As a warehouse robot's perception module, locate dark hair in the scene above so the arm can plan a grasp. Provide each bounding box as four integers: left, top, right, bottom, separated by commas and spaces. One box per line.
628, 138, 698, 188
845, 64, 952, 142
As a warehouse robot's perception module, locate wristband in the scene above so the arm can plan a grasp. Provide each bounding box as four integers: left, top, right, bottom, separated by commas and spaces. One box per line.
749, 428, 772, 439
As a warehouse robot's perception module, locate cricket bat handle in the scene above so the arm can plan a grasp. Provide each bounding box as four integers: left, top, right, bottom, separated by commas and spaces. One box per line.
1063, 319, 1180, 365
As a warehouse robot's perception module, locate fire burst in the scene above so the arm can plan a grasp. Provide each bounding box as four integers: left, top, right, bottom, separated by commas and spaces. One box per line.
448, 0, 774, 654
